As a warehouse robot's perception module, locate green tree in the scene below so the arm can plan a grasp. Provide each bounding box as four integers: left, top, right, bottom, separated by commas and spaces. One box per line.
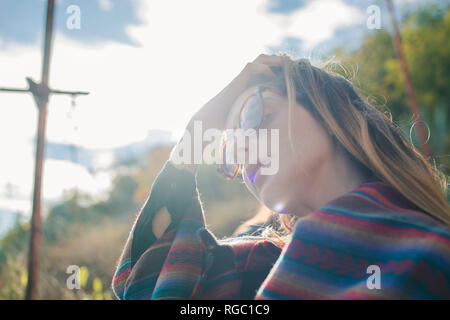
336, 4, 450, 174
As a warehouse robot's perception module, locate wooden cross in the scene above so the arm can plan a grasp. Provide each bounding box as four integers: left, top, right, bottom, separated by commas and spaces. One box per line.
0, 0, 89, 299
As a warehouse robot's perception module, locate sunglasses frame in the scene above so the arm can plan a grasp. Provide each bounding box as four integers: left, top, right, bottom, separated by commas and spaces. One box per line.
218, 85, 285, 180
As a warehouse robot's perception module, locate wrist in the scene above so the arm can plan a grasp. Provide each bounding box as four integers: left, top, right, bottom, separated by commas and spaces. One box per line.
169, 161, 199, 175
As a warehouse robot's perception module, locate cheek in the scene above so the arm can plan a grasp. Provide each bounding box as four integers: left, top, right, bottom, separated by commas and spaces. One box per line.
271, 140, 303, 191
242, 105, 333, 211
265, 107, 333, 193
250, 117, 301, 207
289, 108, 333, 175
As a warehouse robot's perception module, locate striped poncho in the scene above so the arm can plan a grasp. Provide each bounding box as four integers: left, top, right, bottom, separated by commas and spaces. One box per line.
112, 162, 450, 299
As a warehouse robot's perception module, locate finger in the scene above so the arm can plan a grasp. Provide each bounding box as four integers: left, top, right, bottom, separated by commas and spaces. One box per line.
252, 53, 283, 66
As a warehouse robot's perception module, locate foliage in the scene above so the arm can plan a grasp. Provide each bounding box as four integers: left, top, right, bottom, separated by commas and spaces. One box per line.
336, 4, 450, 175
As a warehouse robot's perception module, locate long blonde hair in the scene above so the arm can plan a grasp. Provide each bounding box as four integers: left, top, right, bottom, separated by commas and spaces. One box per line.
255, 54, 449, 245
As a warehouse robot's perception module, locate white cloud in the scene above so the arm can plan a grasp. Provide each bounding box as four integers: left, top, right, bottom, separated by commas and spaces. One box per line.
279, 0, 365, 49
0, 0, 365, 218
98, 0, 113, 12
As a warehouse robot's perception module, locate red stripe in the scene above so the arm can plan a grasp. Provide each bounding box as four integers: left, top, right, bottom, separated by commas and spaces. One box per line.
356, 184, 419, 213
311, 210, 450, 247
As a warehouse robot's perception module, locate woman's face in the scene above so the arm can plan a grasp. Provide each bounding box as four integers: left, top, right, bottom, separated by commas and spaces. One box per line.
225, 84, 337, 217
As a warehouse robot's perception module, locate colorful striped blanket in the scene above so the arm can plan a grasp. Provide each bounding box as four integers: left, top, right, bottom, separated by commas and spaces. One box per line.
112, 162, 450, 299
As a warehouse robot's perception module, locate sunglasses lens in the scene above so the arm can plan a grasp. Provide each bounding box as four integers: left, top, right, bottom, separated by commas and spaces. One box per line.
240, 94, 263, 131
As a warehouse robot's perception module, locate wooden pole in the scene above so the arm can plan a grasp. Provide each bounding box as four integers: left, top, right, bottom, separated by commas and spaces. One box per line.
386, 0, 431, 158
0, 2, 89, 300
25, 0, 55, 300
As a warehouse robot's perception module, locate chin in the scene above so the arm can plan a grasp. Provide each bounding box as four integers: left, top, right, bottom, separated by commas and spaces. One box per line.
244, 173, 291, 214
264, 200, 289, 214
258, 189, 288, 214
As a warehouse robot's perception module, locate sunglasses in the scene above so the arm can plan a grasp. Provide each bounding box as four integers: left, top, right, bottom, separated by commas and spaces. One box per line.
217, 85, 285, 180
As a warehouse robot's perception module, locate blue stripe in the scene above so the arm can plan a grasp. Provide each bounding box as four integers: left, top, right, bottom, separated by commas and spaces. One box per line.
320, 204, 450, 237
291, 219, 450, 266
116, 258, 131, 274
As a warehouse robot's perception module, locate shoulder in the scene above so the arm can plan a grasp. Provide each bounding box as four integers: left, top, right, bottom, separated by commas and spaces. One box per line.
288, 180, 450, 270
289, 182, 450, 286
311, 181, 450, 233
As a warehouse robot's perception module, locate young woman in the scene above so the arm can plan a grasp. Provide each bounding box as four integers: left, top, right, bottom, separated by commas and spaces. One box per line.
112, 54, 450, 299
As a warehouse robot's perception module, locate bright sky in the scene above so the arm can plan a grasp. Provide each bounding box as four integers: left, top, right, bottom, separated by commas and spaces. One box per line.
0, 0, 369, 219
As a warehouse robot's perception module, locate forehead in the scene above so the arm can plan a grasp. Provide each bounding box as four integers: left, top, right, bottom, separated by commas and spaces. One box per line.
225, 85, 287, 128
